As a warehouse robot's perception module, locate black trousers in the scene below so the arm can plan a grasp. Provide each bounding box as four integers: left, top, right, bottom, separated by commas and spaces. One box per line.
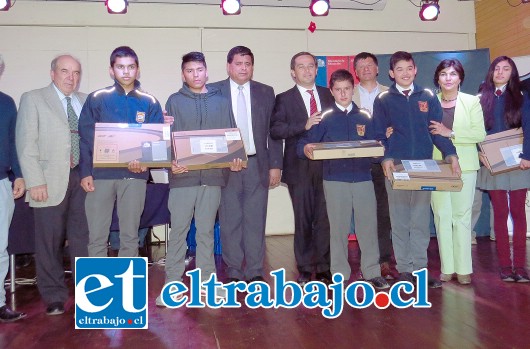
288, 161, 330, 274
33, 167, 89, 305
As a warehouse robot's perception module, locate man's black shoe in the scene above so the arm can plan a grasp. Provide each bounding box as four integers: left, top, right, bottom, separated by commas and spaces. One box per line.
0, 305, 26, 323
398, 272, 415, 283
315, 271, 333, 284
428, 276, 442, 289
297, 272, 312, 286
367, 276, 391, 290
247, 276, 266, 283
46, 302, 65, 316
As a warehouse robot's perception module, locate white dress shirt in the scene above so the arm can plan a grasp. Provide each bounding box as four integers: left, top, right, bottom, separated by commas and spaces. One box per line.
230, 79, 256, 155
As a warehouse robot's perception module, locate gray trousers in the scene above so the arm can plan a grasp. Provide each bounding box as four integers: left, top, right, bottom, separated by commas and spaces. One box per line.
219, 156, 268, 280
324, 180, 381, 281
165, 186, 221, 284
86, 179, 146, 257
385, 180, 432, 273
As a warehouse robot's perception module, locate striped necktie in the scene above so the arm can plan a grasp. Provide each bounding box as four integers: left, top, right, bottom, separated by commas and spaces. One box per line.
66, 97, 80, 168
307, 89, 318, 116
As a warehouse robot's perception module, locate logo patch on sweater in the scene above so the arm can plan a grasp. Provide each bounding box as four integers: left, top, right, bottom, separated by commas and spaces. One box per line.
356, 124, 366, 137
418, 101, 428, 112
136, 111, 145, 123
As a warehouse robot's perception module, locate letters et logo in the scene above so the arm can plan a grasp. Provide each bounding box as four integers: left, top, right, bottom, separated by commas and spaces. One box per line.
75, 257, 148, 329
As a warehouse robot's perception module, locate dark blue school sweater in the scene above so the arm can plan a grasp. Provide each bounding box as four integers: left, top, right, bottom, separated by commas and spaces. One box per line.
0, 91, 22, 180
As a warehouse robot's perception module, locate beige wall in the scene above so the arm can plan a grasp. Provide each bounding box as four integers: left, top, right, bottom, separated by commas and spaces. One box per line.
0, 0, 477, 235
1, 0, 476, 105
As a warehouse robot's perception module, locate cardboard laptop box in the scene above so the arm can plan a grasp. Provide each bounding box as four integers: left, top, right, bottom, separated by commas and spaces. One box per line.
172, 128, 248, 170
479, 128, 523, 175
308, 140, 384, 160
390, 160, 463, 192
93, 123, 172, 168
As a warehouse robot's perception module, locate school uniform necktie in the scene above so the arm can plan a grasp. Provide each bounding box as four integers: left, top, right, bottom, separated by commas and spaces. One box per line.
495, 89, 502, 97
403, 89, 411, 97
66, 97, 80, 168
237, 85, 250, 153
307, 89, 318, 116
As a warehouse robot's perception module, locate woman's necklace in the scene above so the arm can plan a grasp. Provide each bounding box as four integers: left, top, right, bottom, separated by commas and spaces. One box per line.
441, 94, 458, 102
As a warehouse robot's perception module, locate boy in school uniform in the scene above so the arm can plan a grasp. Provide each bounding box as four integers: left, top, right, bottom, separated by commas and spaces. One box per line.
372, 51, 461, 288
297, 69, 389, 289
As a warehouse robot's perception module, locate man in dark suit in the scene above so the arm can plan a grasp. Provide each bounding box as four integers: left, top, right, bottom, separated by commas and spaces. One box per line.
16, 55, 89, 315
211, 46, 283, 283
270, 52, 334, 285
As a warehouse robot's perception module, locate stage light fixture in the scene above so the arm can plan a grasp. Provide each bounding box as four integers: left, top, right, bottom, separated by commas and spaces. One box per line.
0, 0, 11, 11
221, 0, 241, 15
106, 0, 128, 14
310, 0, 330, 17
419, 0, 440, 21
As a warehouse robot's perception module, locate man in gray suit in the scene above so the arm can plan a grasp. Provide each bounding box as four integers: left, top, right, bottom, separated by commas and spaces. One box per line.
16, 55, 89, 316
211, 46, 283, 283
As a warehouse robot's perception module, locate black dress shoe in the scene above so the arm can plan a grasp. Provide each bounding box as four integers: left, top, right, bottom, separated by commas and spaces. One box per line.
297, 272, 312, 286
46, 302, 65, 316
315, 271, 332, 284
0, 305, 26, 323
398, 272, 415, 283
225, 277, 241, 284
428, 276, 442, 289
247, 276, 266, 283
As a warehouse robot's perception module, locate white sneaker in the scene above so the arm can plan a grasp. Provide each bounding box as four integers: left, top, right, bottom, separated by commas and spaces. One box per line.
200, 286, 227, 302
156, 286, 186, 308
155, 295, 166, 307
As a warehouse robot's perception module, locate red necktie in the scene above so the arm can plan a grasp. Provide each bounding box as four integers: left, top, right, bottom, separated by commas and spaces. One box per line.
495, 89, 502, 97
403, 89, 411, 97
307, 90, 318, 116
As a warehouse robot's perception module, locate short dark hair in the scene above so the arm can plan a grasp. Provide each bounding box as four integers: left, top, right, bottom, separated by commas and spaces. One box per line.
389, 51, 415, 70
329, 69, 354, 89
353, 52, 378, 70
110, 46, 139, 67
227, 46, 254, 65
181, 51, 207, 71
290, 52, 317, 70
433, 59, 465, 88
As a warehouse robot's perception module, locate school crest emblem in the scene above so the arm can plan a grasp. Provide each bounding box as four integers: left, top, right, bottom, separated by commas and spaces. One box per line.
136, 111, 146, 123
418, 101, 428, 112
356, 124, 366, 137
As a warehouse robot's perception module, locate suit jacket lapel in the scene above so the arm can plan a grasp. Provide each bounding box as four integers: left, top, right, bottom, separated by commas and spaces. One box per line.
292, 86, 308, 118
249, 81, 260, 131
44, 83, 68, 126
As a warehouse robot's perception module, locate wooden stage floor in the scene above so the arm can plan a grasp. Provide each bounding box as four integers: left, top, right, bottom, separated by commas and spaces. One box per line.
1, 235, 530, 349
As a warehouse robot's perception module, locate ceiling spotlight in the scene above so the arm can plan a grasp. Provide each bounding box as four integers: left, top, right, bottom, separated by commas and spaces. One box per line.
221, 0, 241, 15
310, 0, 330, 17
419, 0, 440, 21
106, 0, 128, 14
0, 0, 11, 11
